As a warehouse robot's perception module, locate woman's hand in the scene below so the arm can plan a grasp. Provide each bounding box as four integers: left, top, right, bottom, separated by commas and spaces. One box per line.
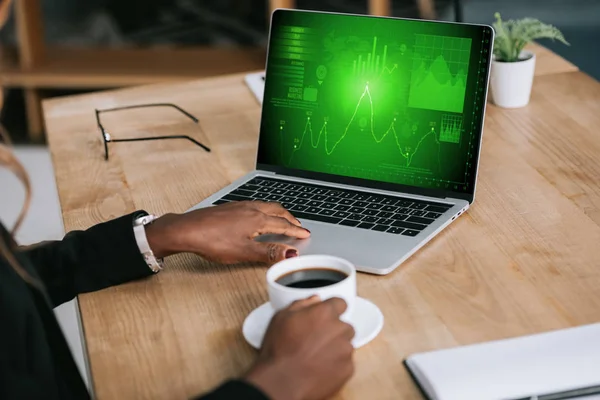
145, 201, 311, 264
244, 297, 355, 400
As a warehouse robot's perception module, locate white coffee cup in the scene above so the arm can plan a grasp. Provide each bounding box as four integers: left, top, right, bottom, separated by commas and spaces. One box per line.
266, 255, 356, 323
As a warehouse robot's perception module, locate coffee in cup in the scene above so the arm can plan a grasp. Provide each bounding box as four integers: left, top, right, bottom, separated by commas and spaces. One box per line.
275, 268, 349, 288
267, 255, 356, 323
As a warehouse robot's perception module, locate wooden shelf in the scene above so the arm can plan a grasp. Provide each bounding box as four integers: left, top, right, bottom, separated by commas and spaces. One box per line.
0, 46, 266, 88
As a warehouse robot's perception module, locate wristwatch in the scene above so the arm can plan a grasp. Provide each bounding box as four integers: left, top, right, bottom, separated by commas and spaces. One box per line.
133, 213, 164, 273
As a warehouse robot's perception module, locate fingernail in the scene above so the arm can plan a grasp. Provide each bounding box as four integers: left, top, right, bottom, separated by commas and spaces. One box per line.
285, 249, 298, 258
304, 228, 311, 234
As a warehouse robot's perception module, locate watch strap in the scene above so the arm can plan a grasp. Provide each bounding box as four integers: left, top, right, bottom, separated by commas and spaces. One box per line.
133, 214, 164, 273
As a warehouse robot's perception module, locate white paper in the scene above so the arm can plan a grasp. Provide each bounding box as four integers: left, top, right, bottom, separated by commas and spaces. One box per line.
406, 323, 600, 400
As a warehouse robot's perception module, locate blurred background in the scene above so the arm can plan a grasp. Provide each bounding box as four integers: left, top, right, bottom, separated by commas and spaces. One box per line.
0, 0, 598, 142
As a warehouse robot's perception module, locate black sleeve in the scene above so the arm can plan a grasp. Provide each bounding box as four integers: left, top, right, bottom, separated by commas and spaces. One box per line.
194, 380, 269, 400
19, 212, 154, 308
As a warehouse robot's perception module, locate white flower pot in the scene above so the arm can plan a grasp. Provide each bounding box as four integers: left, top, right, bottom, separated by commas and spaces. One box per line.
490, 50, 536, 108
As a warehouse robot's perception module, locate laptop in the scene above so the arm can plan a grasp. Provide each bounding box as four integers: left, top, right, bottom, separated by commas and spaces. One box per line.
190, 9, 494, 275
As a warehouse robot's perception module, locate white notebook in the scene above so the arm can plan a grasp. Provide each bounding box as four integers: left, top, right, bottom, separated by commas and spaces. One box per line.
405, 323, 600, 400
244, 71, 265, 104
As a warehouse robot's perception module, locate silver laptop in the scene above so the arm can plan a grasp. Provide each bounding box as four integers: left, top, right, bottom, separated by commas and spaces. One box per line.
191, 9, 494, 275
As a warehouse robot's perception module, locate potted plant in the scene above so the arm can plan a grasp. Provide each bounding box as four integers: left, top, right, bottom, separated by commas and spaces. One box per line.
490, 13, 569, 108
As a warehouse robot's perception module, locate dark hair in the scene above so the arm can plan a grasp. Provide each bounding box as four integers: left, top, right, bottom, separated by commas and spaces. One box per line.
0, 143, 40, 286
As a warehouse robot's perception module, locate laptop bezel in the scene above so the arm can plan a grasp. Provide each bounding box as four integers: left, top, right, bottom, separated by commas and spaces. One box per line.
256, 9, 494, 204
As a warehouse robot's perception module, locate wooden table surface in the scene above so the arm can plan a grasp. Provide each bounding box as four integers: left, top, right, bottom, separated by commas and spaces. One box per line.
43, 45, 599, 400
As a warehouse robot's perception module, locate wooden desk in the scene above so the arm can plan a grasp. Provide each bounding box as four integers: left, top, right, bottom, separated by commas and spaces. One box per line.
43, 46, 599, 399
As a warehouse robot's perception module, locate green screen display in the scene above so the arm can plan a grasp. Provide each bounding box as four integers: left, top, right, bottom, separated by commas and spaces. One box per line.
258, 10, 492, 194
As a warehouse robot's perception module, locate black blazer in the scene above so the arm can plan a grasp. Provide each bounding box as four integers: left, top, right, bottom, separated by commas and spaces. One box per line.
0, 212, 267, 399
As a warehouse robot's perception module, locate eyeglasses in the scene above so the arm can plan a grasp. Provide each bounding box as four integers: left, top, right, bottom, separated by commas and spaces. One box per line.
95, 103, 211, 161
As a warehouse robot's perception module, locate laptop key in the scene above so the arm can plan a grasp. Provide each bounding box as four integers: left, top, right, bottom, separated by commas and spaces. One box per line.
273, 182, 289, 189
298, 192, 313, 199
407, 216, 435, 225
292, 211, 342, 225
291, 204, 308, 212
257, 187, 272, 193
333, 211, 351, 218
362, 209, 379, 216
293, 198, 309, 205
377, 218, 394, 225
319, 209, 336, 216
377, 211, 394, 219
349, 207, 365, 214
339, 192, 356, 199
392, 213, 409, 221
353, 193, 370, 201
381, 205, 398, 212
398, 207, 412, 214
366, 195, 385, 203
312, 188, 328, 195
380, 198, 397, 205
426, 205, 449, 213
266, 194, 282, 201
347, 213, 364, 221
334, 204, 351, 211
306, 207, 321, 214
240, 184, 260, 191
410, 210, 427, 217
392, 221, 427, 231
357, 222, 375, 229
284, 184, 301, 191
425, 212, 442, 219
280, 196, 295, 203
396, 200, 413, 207
255, 179, 275, 186
339, 219, 360, 227
353, 201, 369, 208
372, 225, 389, 232
321, 202, 337, 210
411, 203, 428, 210
298, 186, 314, 193
387, 227, 405, 234
252, 192, 269, 199
272, 188, 286, 195
224, 194, 252, 202
402, 230, 420, 237
281, 202, 295, 209
366, 203, 384, 210
286, 190, 301, 197
313, 194, 328, 201
339, 199, 355, 206
362, 216, 379, 223
326, 196, 343, 203
307, 200, 323, 207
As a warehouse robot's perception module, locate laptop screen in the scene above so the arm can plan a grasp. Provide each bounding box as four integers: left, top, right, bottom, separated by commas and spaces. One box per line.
257, 10, 493, 198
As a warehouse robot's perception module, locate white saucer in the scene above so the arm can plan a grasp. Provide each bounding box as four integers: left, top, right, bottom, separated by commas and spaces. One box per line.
243, 297, 384, 349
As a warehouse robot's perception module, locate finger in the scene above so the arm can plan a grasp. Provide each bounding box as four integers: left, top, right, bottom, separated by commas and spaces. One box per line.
245, 241, 299, 264
323, 297, 348, 317
287, 295, 321, 311
255, 216, 310, 239
340, 322, 356, 341
253, 201, 303, 227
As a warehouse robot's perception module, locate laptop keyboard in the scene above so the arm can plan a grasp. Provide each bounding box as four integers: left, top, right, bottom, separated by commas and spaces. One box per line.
213, 177, 453, 236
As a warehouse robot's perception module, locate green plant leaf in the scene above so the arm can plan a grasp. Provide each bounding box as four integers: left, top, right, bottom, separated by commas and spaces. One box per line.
492, 13, 569, 62
493, 13, 517, 62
